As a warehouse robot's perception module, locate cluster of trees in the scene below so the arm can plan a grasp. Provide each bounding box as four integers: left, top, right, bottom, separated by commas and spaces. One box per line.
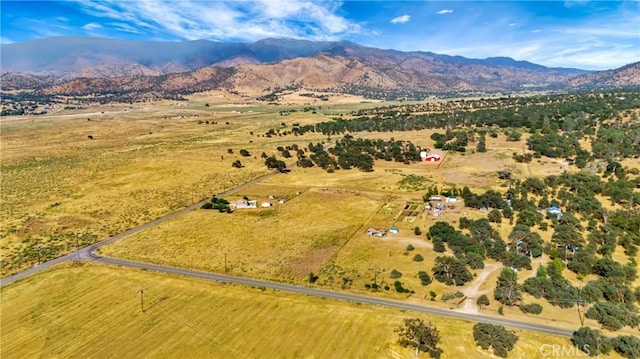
295, 135, 425, 172
395, 318, 524, 358
420, 166, 639, 333
264, 155, 287, 172
201, 196, 231, 212
272, 91, 639, 140
572, 327, 640, 358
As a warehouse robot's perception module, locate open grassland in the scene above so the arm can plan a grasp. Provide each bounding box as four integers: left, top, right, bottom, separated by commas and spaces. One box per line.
0, 101, 335, 275
102, 186, 383, 280
0, 263, 589, 359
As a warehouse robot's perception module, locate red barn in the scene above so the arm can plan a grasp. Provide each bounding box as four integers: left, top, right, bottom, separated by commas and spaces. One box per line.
425, 154, 441, 162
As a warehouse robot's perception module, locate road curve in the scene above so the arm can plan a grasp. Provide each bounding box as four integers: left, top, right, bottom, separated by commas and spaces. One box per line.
0, 169, 282, 287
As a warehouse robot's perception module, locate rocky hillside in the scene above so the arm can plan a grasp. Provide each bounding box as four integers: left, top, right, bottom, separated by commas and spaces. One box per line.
567, 62, 640, 89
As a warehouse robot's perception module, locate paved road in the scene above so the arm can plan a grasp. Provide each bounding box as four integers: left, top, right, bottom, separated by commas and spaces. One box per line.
0, 169, 283, 287
94, 255, 574, 337
0, 166, 576, 338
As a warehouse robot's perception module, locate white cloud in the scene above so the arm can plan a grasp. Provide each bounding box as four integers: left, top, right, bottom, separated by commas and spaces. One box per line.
72, 0, 360, 41
1, 37, 14, 44
82, 22, 103, 30
390, 15, 410, 24
435, 9, 453, 15
108, 22, 141, 34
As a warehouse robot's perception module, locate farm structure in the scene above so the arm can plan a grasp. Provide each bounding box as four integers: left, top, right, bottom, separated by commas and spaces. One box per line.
424, 154, 441, 162
366, 228, 386, 237
232, 199, 258, 209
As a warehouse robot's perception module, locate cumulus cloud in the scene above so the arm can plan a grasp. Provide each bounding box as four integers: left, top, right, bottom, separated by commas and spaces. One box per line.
435, 9, 453, 15
390, 15, 410, 24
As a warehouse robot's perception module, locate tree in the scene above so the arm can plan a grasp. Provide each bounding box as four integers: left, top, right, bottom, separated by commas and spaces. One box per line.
476, 294, 490, 309
571, 327, 613, 357
395, 318, 443, 358
232, 160, 243, 168
494, 268, 521, 306
472, 323, 518, 358
612, 335, 640, 359
488, 209, 502, 224
477, 134, 487, 153
413, 254, 424, 262
239, 149, 251, 157
432, 256, 472, 286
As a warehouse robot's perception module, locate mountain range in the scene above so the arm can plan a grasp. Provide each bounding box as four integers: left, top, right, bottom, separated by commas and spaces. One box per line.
1, 37, 638, 100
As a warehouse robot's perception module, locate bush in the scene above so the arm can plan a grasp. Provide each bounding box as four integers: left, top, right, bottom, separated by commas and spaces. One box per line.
413, 254, 424, 262
406, 244, 415, 251
418, 271, 432, 286
390, 269, 402, 279
394, 280, 411, 293
201, 202, 213, 209
441, 291, 465, 302
498, 305, 504, 315
519, 303, 543, 315
413, 227, 422, 235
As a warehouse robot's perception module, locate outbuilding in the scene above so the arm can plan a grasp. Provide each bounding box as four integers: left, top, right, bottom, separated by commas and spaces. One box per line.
425, 154, 441, 162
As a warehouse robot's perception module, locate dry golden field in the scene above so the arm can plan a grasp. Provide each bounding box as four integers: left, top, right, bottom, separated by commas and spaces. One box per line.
1, 95, 576, 277
0, 262, 594, 359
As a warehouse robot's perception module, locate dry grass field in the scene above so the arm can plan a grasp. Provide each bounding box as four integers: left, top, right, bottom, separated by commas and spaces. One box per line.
0, 262, 592, 359
102, 185, 383, 280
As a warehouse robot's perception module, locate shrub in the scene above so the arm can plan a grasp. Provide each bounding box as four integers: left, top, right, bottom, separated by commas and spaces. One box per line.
418, 271, 432, 286
413, 254, 424, 262
406, 244, 415, 251
519, 303, 543, 315
390, 269, 402, 279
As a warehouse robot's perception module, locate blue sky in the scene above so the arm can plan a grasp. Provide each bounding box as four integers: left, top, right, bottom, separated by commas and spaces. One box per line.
1, 1, 638, 70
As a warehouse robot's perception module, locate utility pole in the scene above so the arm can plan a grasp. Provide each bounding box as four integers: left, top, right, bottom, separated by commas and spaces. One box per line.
35, 246, 41, 264
138, 289, 146, 313
76, 235, 81, 264
577, 286, 585, 326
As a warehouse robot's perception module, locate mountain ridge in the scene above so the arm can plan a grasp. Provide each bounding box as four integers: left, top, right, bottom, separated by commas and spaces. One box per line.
2, 36, 637, 100
1, 36, 588, 77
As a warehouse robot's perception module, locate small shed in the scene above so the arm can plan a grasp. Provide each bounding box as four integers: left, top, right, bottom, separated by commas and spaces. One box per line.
261, 202, 273, 207
446, 196, 458, 203
389, 227, 399, 234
